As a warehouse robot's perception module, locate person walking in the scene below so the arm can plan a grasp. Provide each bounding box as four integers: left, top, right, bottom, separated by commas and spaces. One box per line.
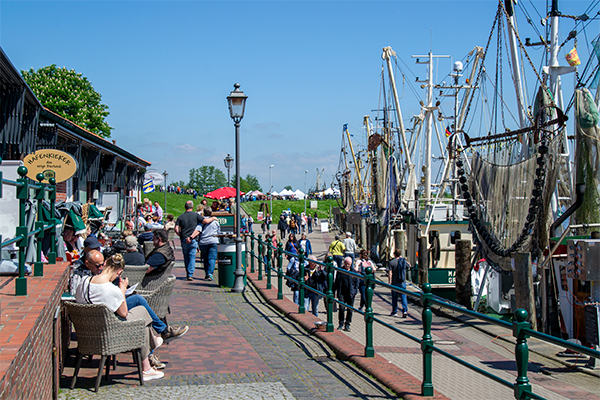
388, 249, 409, 317
356, 249, 373, 311
328, 234, 345, 269
175, 200, 216, 281
197, 208, 219, 281
334, 257, 359, 331
305, 255, 327, 317
277, 215, 288, 240
343, 232, 358, 264
298, 233, 312, 255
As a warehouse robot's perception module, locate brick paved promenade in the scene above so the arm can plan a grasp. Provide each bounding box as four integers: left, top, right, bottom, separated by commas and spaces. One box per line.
59, 217, 600, 400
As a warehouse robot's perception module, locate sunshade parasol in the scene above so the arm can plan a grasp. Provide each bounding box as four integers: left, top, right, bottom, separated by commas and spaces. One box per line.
204, 187, 245, 200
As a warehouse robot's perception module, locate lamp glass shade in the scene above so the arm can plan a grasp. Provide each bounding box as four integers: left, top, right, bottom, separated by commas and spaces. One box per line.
227, 84, 247, 120
224, 154, 234, 169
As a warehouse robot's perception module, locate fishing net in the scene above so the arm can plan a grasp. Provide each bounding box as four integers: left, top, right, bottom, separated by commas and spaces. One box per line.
462, 108, 564, 271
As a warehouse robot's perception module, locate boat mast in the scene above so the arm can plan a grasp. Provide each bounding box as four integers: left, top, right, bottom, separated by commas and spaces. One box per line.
505, 0, 530, 131
543, 0, 576, 218
413, 52, 450, 207
382, 46, 416, 203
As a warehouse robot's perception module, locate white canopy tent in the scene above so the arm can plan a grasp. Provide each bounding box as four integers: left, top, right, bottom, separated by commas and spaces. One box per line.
279, 189, 295, 196
293, 189, 306, 199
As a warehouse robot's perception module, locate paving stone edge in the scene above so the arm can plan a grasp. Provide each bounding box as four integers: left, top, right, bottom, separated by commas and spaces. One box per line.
246, 271, 450, 400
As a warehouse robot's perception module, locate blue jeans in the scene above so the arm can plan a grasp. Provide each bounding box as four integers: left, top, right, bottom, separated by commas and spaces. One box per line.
199, 243, 217, 278
126, 294, 167, 334
333, 255, 344, 270
181, 239, 198, 278
391, 282, 408, 314
307, 292, 320, 317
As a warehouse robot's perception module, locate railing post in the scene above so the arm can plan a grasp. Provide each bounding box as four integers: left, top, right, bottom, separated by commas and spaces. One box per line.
513, 309, 533, 399
33, 173, 45, 277
326, 256, 335, 333
15, 166, 29, 296
250, 233, 255, 274
298, 248, 306, 314
47, 177, 57, 264
421, 283, 434, 396
276, 242, 283, 296
257, 234, 263, 280
266, 244, 273, 290
364, 266, 375, 357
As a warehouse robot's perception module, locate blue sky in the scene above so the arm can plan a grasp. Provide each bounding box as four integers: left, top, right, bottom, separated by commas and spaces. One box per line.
1, 0, 597, 192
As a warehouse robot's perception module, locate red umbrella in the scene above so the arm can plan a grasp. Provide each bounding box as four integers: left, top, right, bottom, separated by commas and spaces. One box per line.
204, 187, 244, 200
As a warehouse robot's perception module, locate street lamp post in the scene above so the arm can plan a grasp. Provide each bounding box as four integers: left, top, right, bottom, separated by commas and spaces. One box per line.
163, 170, 168, 213
224, 154, 234, 187
227, 83, 248, 293
304, 170, 308, 214
269, 165, 274, 218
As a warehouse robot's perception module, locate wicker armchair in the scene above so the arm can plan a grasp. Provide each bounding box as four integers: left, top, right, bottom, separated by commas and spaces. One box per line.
121, 264, 148, 287
167, 228, 175, 248
138, 261, 174, 292
143, 241, 155, 258
137, 274, 176, 320
64, 302, 145, 391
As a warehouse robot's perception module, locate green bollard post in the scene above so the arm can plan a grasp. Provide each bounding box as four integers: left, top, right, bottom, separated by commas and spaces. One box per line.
33, 173, 45, 277
47, 177, 57, 264
277, 242, 283, 298
257, 234, 263, 280
513, 309, 533, 399
421, 283, 434, 396
326, 256, 335, 333
15, 166, 29, 296
266, 245, 272, 290
298, 249, 306, 314
364, 266, 375, 357
250, 233, 255, 274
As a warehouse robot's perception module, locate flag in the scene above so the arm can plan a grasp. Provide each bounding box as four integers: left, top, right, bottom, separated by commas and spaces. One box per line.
445, 126, 452, 137
143, 180, 155, 193
566, 47, 581, 67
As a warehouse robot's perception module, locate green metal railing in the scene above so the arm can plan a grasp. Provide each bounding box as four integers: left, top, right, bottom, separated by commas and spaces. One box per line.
246, 232, 600, 400
1, 160, 59, 296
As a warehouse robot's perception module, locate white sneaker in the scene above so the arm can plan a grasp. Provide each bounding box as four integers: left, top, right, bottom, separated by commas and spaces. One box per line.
143, 367, 164, 381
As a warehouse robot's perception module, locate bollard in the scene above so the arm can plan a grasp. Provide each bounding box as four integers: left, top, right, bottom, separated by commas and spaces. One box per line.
266, 244, 272, 291
251, 233, 256, 274
256, 234, 262, 278
15, 166, 29, 296
298, 248, 306, 314
47, 177, 57, 264
421, 283, 434, 396
364, 266, 375, 357
276, 243, 283, 298
513, 309, 533, 399
326, 256, 335, 333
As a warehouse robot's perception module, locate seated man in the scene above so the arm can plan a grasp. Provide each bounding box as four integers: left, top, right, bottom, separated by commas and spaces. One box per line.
145, 229, 174, 276
69, 249, 104, 297
137, 223, 155, 245
123, 236, 145, 265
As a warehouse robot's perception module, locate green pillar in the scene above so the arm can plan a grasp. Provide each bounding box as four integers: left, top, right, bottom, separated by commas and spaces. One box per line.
15, 166, 29, 296
364, 266, 375, 357
276, 242, 283, 295
33, 173, 45, 277
250, 233, 255, 274
326, 256, 335, 333
421, 283, 434, 396
266, 244, 272, 291
513, 309, 533, 399
298, 249, 306, 314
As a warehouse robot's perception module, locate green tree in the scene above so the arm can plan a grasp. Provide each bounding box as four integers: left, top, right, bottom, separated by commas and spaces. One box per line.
230, 174, 261, 193
172, 180, 186, 188
21, 65, 112, 137
189, 166, 227, 192
284, 185, 292, 191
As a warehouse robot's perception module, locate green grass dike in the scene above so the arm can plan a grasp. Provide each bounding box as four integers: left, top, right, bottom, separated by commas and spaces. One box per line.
145, 191, 337, 220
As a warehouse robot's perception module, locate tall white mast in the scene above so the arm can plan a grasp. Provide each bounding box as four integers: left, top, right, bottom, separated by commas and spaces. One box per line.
382, 46, 416, 204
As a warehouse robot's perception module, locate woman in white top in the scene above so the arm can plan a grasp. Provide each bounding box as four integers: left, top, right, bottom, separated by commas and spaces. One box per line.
75, 253, 164, 381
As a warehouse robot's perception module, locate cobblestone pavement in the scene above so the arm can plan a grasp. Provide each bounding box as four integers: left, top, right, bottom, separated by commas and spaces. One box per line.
270, 224, 600, 400
59, 238, 397, 399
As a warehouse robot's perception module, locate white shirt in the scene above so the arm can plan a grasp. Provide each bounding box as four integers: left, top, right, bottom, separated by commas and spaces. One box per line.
75, 277, 124, 312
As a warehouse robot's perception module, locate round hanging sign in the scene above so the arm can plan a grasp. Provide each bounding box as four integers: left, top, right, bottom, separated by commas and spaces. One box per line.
23, 149, 77, 183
